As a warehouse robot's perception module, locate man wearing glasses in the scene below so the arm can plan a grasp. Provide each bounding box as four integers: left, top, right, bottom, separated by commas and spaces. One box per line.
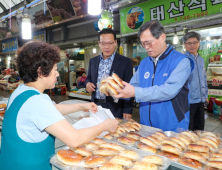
114, 20, 194, 132
86, 28, 133, 119
183, 32, 208, 131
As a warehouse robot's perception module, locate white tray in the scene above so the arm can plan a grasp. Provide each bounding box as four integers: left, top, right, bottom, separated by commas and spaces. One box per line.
50, 139, 172, 170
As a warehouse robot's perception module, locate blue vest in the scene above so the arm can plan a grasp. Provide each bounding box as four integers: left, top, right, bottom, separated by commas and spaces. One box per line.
0, 90, 55, 170
139, 45, 190, 132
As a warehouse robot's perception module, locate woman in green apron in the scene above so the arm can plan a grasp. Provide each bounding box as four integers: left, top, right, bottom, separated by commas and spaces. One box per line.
0, 41, 118, 170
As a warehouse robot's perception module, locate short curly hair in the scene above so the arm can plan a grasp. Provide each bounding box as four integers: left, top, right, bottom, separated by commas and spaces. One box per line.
16, 41, 61, 84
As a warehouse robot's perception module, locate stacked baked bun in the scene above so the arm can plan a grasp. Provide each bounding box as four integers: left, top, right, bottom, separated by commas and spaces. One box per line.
99, 73, 124, 96
139, 130, 221, 170
57, 137, 166, 170
104, 119, 142, 144
104, 128, 222, 170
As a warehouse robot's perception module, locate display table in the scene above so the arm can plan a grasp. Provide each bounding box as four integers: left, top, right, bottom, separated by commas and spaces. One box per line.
69, 91, 91, 100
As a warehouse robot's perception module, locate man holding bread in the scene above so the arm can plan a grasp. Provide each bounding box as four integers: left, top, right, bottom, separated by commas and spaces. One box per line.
114, 20, 194, 132
86, 28, 133, 119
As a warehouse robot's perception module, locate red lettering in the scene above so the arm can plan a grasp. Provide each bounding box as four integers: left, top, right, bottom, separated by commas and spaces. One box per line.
187, 15, 190, 19
183, 16, 187, 20
201, 12, 204, 16
205, 11, 208, 15
180, 17, 183, 21
193, 14, 196, 18
197, 13, 201, 17
175, 18, 178, 21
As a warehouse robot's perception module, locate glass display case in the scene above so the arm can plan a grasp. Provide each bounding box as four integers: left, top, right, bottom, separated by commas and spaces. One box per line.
207, 63, 222, 98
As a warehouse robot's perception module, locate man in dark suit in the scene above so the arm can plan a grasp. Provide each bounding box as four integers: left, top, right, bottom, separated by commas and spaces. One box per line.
86, 28, 133, 119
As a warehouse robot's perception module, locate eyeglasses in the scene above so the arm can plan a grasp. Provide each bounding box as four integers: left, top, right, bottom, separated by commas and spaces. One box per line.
99, 42, 115, 46
140, 39, 155, 48
185, 41, 199, 46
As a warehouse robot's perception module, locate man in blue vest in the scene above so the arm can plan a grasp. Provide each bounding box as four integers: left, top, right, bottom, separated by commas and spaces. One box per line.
183, 32, 208, 131
114, 20, 194, 132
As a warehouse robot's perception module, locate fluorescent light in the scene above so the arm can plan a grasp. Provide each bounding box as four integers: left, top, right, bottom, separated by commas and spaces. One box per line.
88, 0, 101, 15
206, 37, 211, 40
210, 32, 217, 35
93, 47, 96, 54
22, 17, 31, 39
8, 56, 11, 61
207, 43, 210, 48
173, 33, 179, 44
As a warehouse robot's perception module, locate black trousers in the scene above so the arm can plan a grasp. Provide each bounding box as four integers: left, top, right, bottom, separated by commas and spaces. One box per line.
189, 103, 205, 131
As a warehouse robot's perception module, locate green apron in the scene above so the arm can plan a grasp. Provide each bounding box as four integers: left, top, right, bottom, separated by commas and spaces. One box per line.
0, 90, 55, 170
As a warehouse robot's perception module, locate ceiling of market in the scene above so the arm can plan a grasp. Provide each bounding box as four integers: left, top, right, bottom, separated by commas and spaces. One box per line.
0, 0, 35, 18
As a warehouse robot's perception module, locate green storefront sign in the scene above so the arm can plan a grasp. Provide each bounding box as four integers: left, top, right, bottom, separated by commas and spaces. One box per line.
120, 0, 222, 34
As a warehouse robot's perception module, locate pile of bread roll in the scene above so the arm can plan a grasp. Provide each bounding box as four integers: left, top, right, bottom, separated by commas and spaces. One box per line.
99, 73, 124, 96
125, 130, 222, 170
104, 119, 142, 145
57, 137, 166, 170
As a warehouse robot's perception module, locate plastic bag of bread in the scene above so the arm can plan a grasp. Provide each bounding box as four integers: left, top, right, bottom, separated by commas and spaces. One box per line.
56, 150, 83, 166
137, 143, 157, 154
181, 131, 199, 143
178, 158, 202, 169
158, 151, 179, 162
183, 151, 207, 164
98, 74, 121, 103
141, 155, 164, 166
187, 144, 210, 153
207, 161, 222, 169
82, 155, 107, 168
110, 155, 133, 167
98, 163, 124, 170
170, 136, 187, 151
196, 140, 217, 153
98, 74, 110, 97
119, 150, 140, 161
161, 144, 182, 156
201, 131, 220, 138
71, 146, 92, 157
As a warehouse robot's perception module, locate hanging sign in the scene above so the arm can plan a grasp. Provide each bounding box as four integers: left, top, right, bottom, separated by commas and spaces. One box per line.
2, 37, 18, 52
120, 0, 222, 34
32, 30, 46, 41
94, 10, 113, 31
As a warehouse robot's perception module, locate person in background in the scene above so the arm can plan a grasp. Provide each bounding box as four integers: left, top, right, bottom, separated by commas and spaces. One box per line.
183, 31, 208, 131
113, 20, 194, 132
77, 71, 87, 89
86, 28, 134, 119
0, 41, 118, 170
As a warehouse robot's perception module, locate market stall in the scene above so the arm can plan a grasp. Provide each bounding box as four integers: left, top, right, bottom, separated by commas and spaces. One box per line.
51, 113, 222, 170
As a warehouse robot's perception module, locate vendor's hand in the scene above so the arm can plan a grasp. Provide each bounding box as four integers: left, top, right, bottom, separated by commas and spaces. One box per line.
113, 81, 135, 99
81, 103, 98, 113
86, 82, 96, 93
104, 119, 119, 132
205, 99, 209, 103
123, 113, 132, 119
